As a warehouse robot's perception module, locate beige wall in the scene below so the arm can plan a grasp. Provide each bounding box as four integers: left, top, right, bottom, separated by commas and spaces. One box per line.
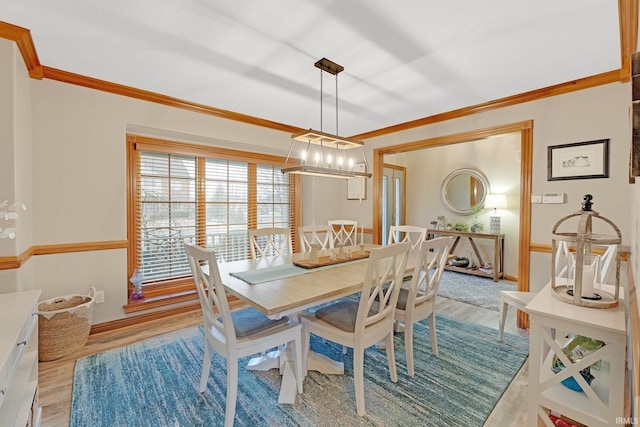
0, 39, 34, 292
0, 39, 635, 323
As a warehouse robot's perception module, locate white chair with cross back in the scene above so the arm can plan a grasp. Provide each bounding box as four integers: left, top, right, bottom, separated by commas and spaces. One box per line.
184, 243, 303, 427
394, 236, 453, 376
248, 227, 293, 259
498, 242, 617, 340
328, 220, 358, 247
387, 225, 427, 251
301, 242, 410, 416
298, 224, 332, 251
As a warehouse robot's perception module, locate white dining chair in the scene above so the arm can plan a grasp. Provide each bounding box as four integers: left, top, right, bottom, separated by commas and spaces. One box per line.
184, 243, 303, 427
248, 227, 293, 259
497, 242, 617, 341
394, 236, 453, 376
328, 220, 359, 247
301, 242, 410, 416
298, 225, 332, 251
387, 225, 427, 251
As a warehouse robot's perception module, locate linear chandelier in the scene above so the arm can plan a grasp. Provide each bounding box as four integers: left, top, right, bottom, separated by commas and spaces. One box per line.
282, 58, 372, 179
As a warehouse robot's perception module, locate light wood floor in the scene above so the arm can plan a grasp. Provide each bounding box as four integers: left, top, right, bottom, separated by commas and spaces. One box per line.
38, 296, 529, 427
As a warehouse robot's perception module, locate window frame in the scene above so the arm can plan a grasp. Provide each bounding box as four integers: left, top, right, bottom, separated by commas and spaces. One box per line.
125, 134, 301, 311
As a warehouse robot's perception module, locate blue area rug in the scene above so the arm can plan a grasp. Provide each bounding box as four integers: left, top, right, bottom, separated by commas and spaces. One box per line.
437, 271, 518, 311
70, 314, 528, 427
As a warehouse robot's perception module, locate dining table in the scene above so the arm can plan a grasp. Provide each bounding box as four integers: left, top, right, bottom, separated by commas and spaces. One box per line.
216, 243, 416, 404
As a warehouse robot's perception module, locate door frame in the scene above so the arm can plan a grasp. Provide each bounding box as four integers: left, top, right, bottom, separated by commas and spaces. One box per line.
381, 163, 407, 242
372, 120, 533, 328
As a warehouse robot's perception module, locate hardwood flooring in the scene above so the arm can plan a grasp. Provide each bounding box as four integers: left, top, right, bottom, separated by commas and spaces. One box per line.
38, 297, 529, 427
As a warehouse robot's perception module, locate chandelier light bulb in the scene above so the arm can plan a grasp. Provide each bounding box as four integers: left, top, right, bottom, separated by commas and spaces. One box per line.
348, 158, 354, 170
327, 154, 332, 168
301, 150, 307, 165
338, 156, 344, 169
314, 152, 320, 166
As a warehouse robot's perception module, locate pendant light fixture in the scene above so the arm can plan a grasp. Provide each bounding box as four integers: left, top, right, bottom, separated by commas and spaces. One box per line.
282, 58, 372, 179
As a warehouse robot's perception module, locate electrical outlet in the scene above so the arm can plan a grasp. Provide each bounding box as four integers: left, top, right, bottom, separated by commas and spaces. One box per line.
95, 290, 105, 304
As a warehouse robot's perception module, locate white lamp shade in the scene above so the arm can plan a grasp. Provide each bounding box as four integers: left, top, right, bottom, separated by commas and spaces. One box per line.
484, 194, 507, 209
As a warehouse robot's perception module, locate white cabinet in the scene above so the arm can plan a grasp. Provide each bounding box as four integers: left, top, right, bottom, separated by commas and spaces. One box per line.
0, 290, 41, 427
527, 284, 626, 427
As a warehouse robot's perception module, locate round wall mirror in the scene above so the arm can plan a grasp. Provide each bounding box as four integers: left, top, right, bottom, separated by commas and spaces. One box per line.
440, 168, 490, 215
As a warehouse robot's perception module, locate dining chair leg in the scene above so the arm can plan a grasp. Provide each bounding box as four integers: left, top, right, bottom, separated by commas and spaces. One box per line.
199, 342, 212, 393
353, 348, 366, 416
384, 332, 398, 383
225, 358, 239, 427
404, 323, 415, 377
428, 314, 439, 356
498, 299, 508, 342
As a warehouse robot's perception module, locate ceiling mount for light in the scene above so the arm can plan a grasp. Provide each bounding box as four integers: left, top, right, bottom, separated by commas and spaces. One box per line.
282, 58, 372, 179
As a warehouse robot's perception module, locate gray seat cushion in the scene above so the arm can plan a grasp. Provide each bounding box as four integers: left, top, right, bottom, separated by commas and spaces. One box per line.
314, 299, 382, 332
314, 300, 359, 332
220, 307, 288, 338
396, 288, 410, 310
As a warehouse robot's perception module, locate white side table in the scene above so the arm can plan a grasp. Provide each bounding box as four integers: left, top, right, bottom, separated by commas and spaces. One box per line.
526, 283, 626, 427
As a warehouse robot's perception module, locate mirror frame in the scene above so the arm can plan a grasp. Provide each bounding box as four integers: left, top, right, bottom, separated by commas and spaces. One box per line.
440, 168, 490, 215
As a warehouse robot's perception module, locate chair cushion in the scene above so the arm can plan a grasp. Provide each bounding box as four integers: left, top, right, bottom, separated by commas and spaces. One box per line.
220, 307, 288, 338
314, 300, 359, 332
396, 288, 410, 310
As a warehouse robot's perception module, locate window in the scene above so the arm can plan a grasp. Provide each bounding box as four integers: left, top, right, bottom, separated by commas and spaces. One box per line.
127, 135, 300, 304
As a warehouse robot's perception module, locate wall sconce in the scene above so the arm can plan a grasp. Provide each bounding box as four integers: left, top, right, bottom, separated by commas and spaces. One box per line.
484, 194, 507, 234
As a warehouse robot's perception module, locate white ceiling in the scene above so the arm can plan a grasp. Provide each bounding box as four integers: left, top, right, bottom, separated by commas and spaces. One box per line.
1, 1, 623, 136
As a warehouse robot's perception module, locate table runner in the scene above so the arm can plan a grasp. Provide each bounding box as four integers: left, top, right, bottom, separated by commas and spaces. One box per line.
230, 258, 368, 285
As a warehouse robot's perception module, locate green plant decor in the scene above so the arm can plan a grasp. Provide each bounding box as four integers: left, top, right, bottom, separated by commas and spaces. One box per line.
452, 223, 468, 232
470, 204, 485, 233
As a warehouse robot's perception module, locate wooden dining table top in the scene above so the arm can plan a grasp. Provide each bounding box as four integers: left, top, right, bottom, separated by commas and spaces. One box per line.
217, 244, 416, 319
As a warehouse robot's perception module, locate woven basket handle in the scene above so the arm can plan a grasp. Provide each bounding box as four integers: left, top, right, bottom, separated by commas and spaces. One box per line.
87, 287, 96, 300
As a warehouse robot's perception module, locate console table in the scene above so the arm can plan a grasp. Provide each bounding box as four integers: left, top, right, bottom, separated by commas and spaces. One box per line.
427, 229, 504, 281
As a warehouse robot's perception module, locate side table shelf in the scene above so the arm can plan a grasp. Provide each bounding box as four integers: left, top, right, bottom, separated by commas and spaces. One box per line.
0, 290, 42, 427
526, 284, 626, 427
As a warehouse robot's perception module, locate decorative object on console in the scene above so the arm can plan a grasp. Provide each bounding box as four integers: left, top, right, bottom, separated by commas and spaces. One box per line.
281, 58, 371, 180
0, 200, 26, 239
470, 204, 485, 233
550, 194, 621, 308
449, 256, 470, 268
484, 194, 507, 234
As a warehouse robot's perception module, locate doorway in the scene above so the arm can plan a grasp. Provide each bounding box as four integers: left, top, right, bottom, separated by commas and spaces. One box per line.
381, 164, 406, 244
372, 121, 533, 328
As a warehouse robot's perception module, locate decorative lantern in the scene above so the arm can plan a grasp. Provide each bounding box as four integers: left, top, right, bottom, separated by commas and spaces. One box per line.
550, 194, 621, 308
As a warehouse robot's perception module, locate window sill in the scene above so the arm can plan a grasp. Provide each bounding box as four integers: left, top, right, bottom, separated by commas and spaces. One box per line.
123, 290, 199, 314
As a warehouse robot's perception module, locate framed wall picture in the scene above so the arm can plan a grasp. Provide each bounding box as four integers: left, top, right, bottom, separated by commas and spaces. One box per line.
547, 139, 610, 181
347, 163, 367, 200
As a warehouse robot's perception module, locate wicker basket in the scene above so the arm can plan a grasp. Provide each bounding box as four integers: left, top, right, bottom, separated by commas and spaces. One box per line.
38, 288, 95, 361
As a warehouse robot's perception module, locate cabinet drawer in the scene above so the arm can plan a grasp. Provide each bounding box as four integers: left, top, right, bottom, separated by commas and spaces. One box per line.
0, 313, 36, 409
